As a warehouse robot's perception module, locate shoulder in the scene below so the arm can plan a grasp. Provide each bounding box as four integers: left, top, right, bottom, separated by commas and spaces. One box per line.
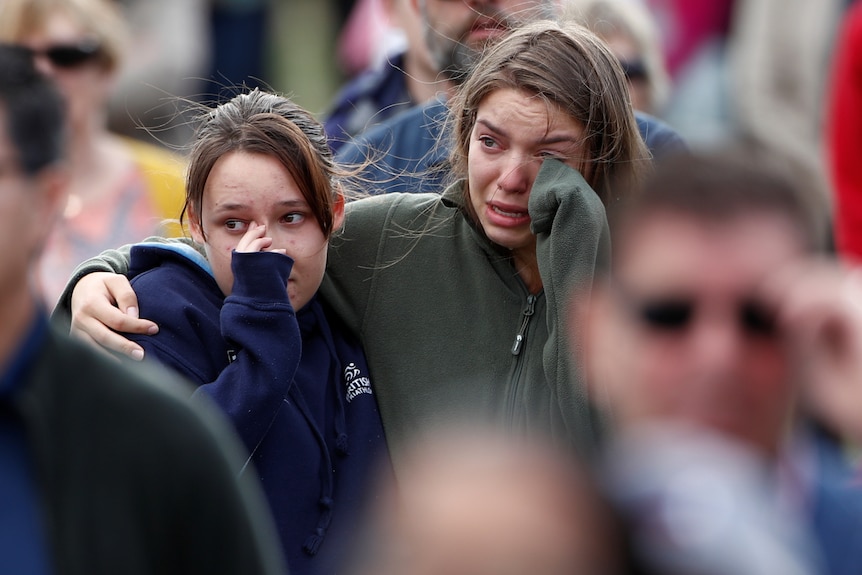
130, 243, 215, 292
633, 111, 688, 160
337, 98, 448, 160
326, 52, 410, 119
343, 191, 455, 229
19, 329, 287, 575
24, 329, 209, 439
129, 243, 221, 317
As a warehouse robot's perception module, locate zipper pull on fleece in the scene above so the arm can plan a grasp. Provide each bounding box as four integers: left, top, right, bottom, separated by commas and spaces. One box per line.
511, 294, 537, 356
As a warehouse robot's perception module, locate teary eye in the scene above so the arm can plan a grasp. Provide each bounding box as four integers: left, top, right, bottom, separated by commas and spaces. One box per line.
225, 219, 249, 232
283, 213, 306, 224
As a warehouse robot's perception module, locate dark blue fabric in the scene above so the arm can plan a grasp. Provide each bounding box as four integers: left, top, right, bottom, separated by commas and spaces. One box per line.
807, 428, 862, 575
126, 243, 389, 575
323, 51, 416, 154
0, 309, 48, 396
0, 311, 52, 575
335, 97, 687, 195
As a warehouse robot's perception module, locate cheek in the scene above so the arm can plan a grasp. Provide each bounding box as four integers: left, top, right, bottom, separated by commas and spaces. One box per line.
743, 344, 793, 404
619, 335, 694, 416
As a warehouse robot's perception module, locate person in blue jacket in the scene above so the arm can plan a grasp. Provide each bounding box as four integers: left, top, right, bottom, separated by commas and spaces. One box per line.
121, 89, 390, 575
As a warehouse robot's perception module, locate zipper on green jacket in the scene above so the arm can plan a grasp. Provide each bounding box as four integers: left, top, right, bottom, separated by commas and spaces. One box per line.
511, 294, 537, 355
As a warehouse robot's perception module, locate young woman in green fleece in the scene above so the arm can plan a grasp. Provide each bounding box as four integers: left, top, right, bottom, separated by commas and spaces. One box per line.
56, 20, 650, 472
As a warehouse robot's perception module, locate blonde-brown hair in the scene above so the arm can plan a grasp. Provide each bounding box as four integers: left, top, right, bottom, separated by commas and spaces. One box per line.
447, 19, 649, 215
0, 0, 127, 73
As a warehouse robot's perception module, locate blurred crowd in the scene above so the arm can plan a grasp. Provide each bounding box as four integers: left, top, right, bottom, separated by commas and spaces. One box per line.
2, 0, 862, 574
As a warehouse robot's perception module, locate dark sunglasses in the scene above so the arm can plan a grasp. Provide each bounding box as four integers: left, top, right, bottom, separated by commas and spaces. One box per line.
25, 40, 102, 69
614, 285, 778, 338
618, 59, 648, 82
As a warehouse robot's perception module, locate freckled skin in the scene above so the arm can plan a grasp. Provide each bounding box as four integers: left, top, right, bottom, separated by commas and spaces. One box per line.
467, 88, 585, 285
190, 151, 342, 311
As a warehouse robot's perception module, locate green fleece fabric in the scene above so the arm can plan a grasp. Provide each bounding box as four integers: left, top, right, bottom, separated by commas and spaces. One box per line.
54, 160, 609, 473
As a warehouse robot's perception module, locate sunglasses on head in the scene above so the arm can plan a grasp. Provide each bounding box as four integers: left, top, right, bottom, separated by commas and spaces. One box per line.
614, 284, 778, 338
26, 39, 102, 69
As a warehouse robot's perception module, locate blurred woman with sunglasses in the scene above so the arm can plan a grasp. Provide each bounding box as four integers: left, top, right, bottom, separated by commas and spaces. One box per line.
565, 0, 670, 117
0, 0, 186, 306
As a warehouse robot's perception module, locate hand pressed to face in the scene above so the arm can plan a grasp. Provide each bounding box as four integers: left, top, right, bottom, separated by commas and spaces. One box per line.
467, 88, 584, 277
191, 151, 341, 311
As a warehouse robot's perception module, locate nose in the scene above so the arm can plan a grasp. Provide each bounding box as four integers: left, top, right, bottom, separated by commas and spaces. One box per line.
31, 54, 55, 77
496, 154, 536, 195
687, 307, 747, 378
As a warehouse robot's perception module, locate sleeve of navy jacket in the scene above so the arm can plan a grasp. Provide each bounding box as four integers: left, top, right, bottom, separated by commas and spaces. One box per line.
125, 243, 300, 456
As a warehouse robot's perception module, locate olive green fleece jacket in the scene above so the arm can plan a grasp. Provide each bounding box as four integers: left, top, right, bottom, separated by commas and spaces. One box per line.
55, 159, 609, 472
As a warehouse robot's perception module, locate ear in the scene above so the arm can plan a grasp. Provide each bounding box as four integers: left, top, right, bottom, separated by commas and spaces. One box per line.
188, 206, 205, 244
332, 190, 346, 232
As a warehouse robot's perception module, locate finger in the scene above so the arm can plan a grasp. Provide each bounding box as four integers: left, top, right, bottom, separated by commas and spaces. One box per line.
70, 329, 123, 363
238, 236, 274, 254
105, 274, 143, 318
236, 223, 266, 252
76, 291, 157, 335
71, 314, 148, 360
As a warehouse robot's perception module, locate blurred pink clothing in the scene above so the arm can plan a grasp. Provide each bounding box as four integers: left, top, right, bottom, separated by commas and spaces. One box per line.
644, 0, 735, 77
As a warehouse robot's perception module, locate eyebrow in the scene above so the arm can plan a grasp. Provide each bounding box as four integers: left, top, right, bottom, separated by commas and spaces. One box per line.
475, 118, 581, 146
212, 199, 309, 213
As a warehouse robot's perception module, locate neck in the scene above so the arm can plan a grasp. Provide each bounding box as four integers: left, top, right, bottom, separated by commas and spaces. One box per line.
513, 250, 542, 294
402, 50, 452, 104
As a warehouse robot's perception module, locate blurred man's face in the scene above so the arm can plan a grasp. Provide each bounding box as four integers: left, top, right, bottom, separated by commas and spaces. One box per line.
419, 0, 555, 81
0, 107, 42, 295
584, 210, 805, 456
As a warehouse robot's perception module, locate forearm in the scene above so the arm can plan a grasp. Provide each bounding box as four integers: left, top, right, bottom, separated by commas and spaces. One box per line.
530, 159, 610, 448
52, 236, 197, 325
195, 252, 301, 454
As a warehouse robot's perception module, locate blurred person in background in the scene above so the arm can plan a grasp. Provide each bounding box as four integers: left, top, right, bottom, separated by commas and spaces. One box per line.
640, 0, 734, 144
728, 0, 845, 216
324, 0, 445, 153
0, 42, 286, 575
0, 0, 186, 307
108, 0, 211, 148
564, 0, 670, 117
335, 0, 684, 196
571, 148, 862, 575
347, 426, 646, 575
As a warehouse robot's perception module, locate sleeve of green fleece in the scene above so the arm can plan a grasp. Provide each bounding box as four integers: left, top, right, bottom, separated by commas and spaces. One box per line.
529, 158, 611, 451
51, 236, 199, 328
321, 194, 399, 339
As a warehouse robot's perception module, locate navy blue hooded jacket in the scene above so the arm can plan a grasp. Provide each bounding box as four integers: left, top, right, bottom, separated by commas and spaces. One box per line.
125, 243, 389, 575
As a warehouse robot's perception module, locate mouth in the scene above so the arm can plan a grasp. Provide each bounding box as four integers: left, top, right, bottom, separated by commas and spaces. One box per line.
467, 17, 508, 42
485, 202, 531, 227
491, 204, 527, 218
